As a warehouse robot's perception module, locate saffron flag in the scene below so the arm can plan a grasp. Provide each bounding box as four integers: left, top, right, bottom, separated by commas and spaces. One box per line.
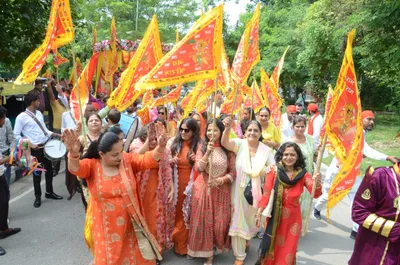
260, 68, 282, 128
152, 84, 183, 108
243, 81, 264, 113
141, 90, 154, 110
111, 15, 163, 111
69, 57, 83, 85
52, 0, 74, 49
183, 79, 215, 117
231, 3, 260, 85
218, 43, 233, 95
15, 0, 74, 85
220, 88, 243, 115
326, 30, 364, 218
137, 107, 151, 125
180, 92, 192, 109
105, 17, 118, 82
70, 53, 100, 122
136, 4, 223, 90
270, 46, 289, 90
52, 50, 69, 67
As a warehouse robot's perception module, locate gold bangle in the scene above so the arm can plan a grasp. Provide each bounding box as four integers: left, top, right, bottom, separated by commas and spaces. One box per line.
68, 153, 80, 160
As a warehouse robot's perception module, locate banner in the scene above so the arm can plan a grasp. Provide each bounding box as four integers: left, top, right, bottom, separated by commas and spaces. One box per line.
135, 4, 223, 90
15, 0, 74, 85
52, 50, 69, 67
218, 43, 233, 95
231, 3, 260, 85
105, 17, 118, 82
110, 15, 163, 111
270, 46, 289, 90
243, 80, 264, 113
70, 53, 100, 122
260, 68, 282, 129
180, 92, 192, 109
326, 30, 364, 218
137, 107, 151, 125
152, 84, 183, 108
141, 90, 154, 110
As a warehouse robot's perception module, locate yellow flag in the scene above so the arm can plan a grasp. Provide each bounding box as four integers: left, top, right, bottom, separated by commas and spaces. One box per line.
231, 3, 260, 85
136, 5, 223, 91
15, 0, 74, 85
110, 15, 163, 111
105, 17, 118, 82
326, 30, 364, 218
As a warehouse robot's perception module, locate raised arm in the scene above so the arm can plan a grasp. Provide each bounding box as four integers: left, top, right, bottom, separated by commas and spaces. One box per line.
62, 122, 84, 175
221, 116, 236, 152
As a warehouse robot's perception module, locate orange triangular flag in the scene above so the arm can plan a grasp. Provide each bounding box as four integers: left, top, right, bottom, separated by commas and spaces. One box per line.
271, 46, 289, 91
243, 81, 264, 113
152, 84, 183, 108
260, 68, 282, 128
231, 3, 260, 85
136, 4, 223, 90
220, 88, 243, 115
110, 15, 163, 111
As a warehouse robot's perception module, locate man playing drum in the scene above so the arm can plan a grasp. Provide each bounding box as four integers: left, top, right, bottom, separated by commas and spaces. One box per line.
13, 90, 63, 208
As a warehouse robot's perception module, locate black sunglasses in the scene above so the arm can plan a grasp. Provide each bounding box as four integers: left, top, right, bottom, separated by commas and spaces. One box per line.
158, 112, 165, 115
179, 128, 191, 133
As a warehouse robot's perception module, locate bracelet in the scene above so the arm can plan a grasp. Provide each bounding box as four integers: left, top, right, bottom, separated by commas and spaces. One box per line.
255, 213, 261, 218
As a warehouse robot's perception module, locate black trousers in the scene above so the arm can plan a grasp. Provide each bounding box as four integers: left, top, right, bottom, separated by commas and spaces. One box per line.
0, 174, 9, 231
31, 149, 54, 198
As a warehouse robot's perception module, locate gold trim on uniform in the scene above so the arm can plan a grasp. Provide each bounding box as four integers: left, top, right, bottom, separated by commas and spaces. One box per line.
381, 220, 395, 237
361, 189, 371, 200
363, 213, 378, 229
371, 217, 385, 233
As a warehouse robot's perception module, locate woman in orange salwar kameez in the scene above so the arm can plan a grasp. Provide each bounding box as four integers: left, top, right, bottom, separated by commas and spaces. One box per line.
188, 119, 236, 265
166, 117, 201, 256
254, 142, 322, 265
63, 123, 169, 265
130, 123, 175, 261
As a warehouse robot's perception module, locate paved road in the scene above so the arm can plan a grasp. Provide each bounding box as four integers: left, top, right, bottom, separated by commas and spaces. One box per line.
2, 165, 354, 265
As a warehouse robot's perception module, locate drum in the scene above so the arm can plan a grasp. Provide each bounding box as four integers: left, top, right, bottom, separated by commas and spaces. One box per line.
44, 139, 67, 161
119, 114, 137, 138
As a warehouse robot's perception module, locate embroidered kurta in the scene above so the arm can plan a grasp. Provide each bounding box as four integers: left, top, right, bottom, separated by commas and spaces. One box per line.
130, 138, 175, 251
259, 170, 322, 265
262, 122, 281, 146
167, 140, 193, 255
349, 164, 400, 265
188, 145, 236, 257
229, 139, 275, 240
282, 135, 316, 223
70, 152, 159, 265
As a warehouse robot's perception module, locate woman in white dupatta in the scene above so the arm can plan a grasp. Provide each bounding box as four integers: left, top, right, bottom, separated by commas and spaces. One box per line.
221, 118, 275, 265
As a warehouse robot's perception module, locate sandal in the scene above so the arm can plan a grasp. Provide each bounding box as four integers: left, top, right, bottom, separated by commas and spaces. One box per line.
204, 256, 213, 265
233, 260, 244, 265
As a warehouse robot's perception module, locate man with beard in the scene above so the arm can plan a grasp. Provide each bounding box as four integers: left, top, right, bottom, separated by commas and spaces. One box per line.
281, 105, 297, 139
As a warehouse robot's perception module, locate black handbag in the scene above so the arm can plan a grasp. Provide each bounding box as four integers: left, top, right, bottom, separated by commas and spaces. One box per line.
244, 180, 254, 205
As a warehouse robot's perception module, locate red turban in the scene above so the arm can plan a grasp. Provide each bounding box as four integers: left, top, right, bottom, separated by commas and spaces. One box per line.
287, 105, 296, 113
361, 110, 374, 119
91, 102, 100, 111
307, 103, 318, 112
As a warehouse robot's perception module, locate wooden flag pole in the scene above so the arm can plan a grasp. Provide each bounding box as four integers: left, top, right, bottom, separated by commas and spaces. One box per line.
71, 46, 88, 148
302, 133, 328, 236
230, 82, 240, 116
207, 77, 218, 195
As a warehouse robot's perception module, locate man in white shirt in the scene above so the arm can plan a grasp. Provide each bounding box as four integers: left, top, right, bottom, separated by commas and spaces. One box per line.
313, 110, 399, 239
306, 103, 323, 146
14, 91, 63, 208
281, 105, 297, 139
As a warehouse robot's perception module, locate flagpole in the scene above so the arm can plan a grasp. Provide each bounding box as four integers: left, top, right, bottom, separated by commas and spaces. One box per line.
302, 133, 328, 236
230, 82, 240, 117
208, 77, 218, 195
71, 46, 88, 148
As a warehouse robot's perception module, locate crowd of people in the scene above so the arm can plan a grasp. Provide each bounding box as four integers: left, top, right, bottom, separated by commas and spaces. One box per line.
0, 77, 399, 265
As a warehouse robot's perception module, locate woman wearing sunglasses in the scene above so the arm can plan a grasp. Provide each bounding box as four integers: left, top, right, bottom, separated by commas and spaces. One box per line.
188, 119, 236, 265
166, 117, 201, 256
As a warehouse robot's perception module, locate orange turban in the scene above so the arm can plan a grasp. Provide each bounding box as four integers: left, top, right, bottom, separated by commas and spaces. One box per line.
361, 110, 374, 119
307, 103, 318, 112
287, 105, 296, 113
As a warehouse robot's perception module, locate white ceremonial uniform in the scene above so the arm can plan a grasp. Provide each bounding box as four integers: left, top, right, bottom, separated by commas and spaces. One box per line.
281, 113, 294, 139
